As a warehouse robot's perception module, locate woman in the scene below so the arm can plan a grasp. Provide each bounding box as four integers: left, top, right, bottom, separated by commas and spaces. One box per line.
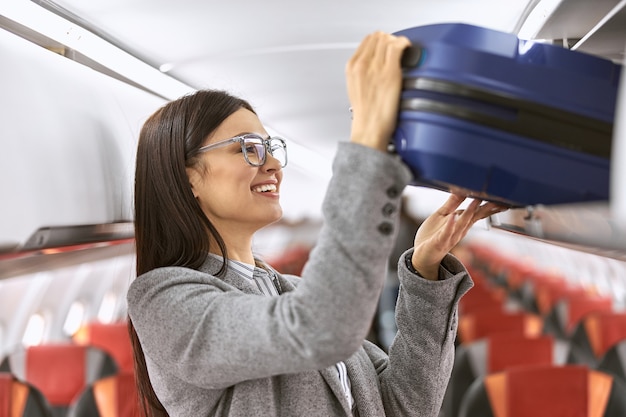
127, 32, 504, 417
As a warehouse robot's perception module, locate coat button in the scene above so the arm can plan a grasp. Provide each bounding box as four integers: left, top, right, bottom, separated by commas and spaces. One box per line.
386, 186, 400, 199
378, 222, 394, 235
382, 203, 396, 217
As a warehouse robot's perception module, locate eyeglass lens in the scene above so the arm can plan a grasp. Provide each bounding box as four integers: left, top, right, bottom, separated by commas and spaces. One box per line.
243, 137, 286, 167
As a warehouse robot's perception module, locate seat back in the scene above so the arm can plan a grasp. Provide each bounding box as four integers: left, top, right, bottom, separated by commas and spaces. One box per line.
457, 310, 543, 344
532, 274, 573, 315
68, 372, 139, 417
487, 334, 557, 373
543, 294, 613, 339
73, 322, 134, 374
568, 311, 626, 367
4, 344, 117, 417
443, 334, 564, 417
459, 364, 626, 417
584, 312, 626, 358
0, 372, 53, 417
459, 283, 506, 316
598, 340, 626, 382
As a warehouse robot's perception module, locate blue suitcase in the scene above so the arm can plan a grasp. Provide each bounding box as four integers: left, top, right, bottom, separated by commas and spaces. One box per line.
392, 23, 622, 207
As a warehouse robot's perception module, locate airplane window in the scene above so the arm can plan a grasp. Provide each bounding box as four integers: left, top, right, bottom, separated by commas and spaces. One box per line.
22, 313, 46, 346
63, 301, 85, 336
97, 292, 118, 323
607, 260, 626, 309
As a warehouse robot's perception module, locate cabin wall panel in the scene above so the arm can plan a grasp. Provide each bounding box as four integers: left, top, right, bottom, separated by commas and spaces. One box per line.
0, 274, 52, 356
0, 27, 165, 249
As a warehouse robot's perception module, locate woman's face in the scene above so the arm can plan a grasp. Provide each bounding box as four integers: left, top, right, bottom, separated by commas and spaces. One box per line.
187, 108, 284, 237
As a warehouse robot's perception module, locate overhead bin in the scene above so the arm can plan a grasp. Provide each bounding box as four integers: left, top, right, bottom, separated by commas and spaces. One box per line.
387, 1, 626, 261
520, 0, 625, 60
485, 0, 626, 260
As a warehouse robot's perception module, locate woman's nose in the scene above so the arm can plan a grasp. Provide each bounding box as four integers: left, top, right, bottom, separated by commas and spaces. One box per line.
262, 151, 282, 172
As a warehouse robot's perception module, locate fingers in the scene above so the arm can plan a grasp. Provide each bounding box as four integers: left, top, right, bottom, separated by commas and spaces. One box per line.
439, 197, 505, 238
457, 198, 481, 222
382, 34, 411, 68
474, 201, 508, 220
346, 31, 413, 151
453, 199, 508, 235
454, 198, 481, 237
347, 32, 380, 70
349, 32, 410, 67
412, 195, 509, 278
436, 193, 467, 216
439, 194, 508, 220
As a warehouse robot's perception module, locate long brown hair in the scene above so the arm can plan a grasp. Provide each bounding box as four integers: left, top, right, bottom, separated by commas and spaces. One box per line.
129, 90, 254, 416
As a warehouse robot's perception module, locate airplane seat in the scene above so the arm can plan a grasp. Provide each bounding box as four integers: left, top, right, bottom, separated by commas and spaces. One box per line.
0, 356, 10, 372
457, 309, 544, 345
463, 263, 529, 313
72, 321, 134, 374
67, 371, 139, 417
463, 244, 546, 314
0, 371, 54, 417
568, 311, 626, 368
542, 293, 613, 341
458, 282, 507, 317
510, 280, 542, 314
463, 242, 499, 266
441, 334, 568, 417
2, 344, 118, 417
464, 243, 532, 293
598, 340, 626, 383
458, 364, 626, 417
502, 263, 562, 315
528, 273, 580, 317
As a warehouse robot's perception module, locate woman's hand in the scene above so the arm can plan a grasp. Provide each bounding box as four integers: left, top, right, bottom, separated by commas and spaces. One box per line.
411, 194, 507, 280
346, 32, 411, 152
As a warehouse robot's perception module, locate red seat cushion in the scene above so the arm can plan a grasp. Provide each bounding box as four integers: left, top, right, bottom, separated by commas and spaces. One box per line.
0, 373, 12, 416
507, 366, 587, 417
75, 322, 134, 373
26, 344, 86, 406
459, 311, 542, 344
488, 335, 553, 373
92, 372, 139, 417
484, 365, 614, 417
584, 312, 626, 358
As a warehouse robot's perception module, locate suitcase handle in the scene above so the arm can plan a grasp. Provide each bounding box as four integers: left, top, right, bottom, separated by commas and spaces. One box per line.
401, 45, 423, 68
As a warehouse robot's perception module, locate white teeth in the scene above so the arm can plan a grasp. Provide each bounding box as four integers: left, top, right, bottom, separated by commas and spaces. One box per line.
252, 184, 277, 193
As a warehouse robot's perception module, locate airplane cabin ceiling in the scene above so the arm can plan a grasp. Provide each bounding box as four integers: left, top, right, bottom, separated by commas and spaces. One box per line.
44, 0, 532, 168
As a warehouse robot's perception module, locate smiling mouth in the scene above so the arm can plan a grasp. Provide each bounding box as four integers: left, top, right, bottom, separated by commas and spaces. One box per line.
252, 184, 277, 193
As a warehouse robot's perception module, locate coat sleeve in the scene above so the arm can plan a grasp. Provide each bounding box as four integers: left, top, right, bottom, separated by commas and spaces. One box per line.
373, 250, 473, 417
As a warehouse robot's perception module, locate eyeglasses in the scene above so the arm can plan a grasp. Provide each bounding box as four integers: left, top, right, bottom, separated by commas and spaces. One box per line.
197, 133, 287, 168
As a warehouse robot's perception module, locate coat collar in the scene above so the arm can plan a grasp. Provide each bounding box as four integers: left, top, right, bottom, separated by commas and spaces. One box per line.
197, 254, 296, 296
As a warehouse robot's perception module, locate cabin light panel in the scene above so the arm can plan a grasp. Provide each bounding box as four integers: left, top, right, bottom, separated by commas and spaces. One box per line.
0, 0, 195, 100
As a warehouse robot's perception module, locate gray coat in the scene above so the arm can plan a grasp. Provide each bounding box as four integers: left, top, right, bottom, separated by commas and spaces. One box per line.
127, 143, 473, 416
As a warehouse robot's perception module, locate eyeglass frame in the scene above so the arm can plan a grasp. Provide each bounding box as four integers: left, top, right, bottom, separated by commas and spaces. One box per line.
197, 133, 288, 168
